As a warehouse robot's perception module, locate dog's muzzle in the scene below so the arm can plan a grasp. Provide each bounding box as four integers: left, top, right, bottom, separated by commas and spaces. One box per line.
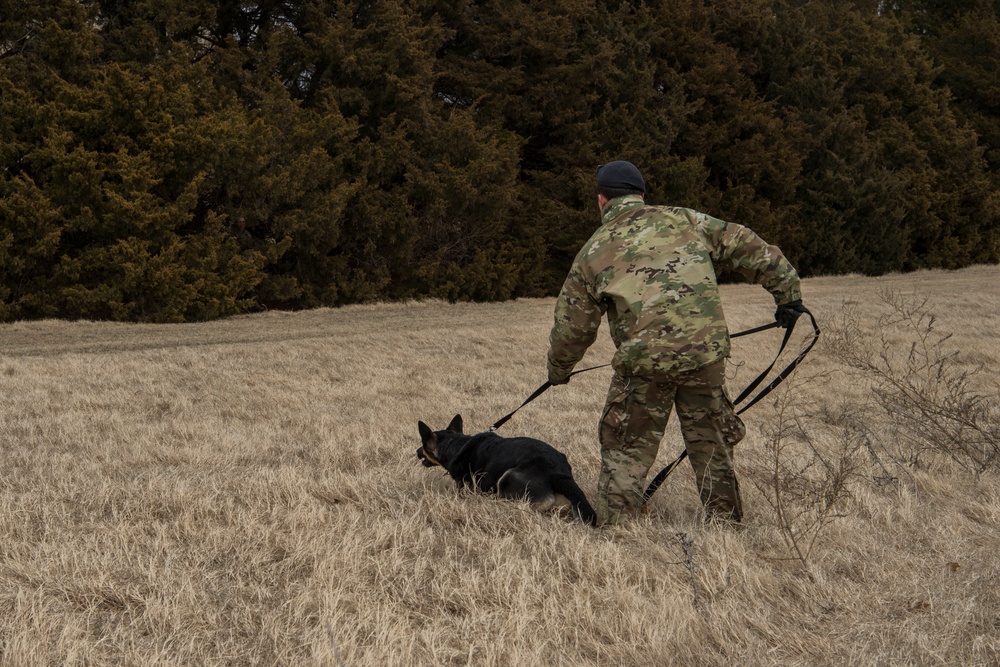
416, 447, 439, 467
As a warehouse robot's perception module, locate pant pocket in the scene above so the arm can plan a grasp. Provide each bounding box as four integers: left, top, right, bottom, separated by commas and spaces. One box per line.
720, 391, 746, 447
599, 374, 632, 450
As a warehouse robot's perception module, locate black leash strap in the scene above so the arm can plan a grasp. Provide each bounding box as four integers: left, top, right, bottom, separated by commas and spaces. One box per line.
642, 309, 821, 503
489, 364, 611, 432
734, 309, 820, 416
730, 320, 782, 339
730, 320, 797, 414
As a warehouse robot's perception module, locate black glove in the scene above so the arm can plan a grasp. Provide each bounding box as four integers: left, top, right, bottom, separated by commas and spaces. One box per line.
774, 300, 808, 328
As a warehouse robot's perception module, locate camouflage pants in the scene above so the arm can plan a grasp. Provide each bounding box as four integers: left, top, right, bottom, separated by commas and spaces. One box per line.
596, 360, 746, 526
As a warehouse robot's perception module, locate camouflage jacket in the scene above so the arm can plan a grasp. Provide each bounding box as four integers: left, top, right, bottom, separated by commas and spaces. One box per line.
547, 195, 802, 382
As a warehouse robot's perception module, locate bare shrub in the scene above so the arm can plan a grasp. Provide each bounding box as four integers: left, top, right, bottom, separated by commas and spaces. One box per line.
745, 377, 863, 571
826, 289, 1000, 476
740, 285, 999, 578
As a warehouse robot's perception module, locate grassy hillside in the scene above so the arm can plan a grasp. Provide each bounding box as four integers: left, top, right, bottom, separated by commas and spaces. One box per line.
1, 266, 998, 666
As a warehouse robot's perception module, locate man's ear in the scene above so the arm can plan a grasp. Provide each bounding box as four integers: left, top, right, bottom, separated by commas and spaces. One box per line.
418, 421, 435, 445
446, 414, 463, 433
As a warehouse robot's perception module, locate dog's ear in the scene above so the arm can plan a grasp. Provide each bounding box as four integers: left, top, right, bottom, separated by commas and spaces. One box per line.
446, 414, 463, 433
418, 421, 435, 446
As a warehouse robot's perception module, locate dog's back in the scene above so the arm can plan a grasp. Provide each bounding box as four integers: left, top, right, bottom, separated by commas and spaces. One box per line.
417, 415, 597, 526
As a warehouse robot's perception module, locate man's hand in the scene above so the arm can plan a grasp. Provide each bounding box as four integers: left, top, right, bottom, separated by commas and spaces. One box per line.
548, 374, 570, 386
774, 299, 808, 328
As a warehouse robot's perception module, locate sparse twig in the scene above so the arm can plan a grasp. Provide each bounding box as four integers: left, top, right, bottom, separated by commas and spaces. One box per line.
827, 290, 1000, 477
708, 568, 734, 606
675, 532, 703, 611
746, 375, 859, 573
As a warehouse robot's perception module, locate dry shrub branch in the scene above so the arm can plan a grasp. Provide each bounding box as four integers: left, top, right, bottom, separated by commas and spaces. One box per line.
745, 288, 1000, 570
745, 373, 862, 572
827, 289, 1000, 476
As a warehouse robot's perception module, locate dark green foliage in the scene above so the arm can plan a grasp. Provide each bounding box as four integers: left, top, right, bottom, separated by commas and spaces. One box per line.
1, 0, 998, 321
0, 1, 270, 322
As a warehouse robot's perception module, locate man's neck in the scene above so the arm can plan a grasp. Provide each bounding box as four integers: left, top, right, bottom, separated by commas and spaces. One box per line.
601, 194, 646, 225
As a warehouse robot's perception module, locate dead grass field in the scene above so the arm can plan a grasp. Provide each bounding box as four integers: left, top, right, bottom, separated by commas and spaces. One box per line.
1, 265, 998, 666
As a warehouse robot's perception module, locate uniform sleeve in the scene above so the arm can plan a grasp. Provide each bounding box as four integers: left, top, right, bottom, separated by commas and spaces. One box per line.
546, 262, 604, 384
696, 212, 802, 305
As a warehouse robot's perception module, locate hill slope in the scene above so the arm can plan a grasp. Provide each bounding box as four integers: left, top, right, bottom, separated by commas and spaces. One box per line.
1, 266, 998, 666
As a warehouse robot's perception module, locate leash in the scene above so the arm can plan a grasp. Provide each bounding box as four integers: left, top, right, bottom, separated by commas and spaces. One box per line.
489, 364, 611, 432
641, 308, 821, 503
486, 311, 820, 503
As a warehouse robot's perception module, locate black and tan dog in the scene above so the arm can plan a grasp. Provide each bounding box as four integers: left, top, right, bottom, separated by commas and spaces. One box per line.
416, 414, 597, 526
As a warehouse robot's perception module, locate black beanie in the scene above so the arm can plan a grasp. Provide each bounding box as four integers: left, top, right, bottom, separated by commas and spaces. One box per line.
595, 160, 645, 192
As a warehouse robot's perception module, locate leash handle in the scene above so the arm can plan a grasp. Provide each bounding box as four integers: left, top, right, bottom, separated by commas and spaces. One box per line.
489, 363, 611, 432
734, 309, 820, 415
730, 319, 798, 408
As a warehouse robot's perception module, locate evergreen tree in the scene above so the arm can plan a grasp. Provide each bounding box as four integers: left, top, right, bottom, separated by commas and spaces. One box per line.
1, 1, 270, 321
645, 0, 804, 243
269, 0, 530, 303
2, 0, 998, 321
431, 0, 812, 288
893, 1, 1000, 171
745, 0, 1000, 273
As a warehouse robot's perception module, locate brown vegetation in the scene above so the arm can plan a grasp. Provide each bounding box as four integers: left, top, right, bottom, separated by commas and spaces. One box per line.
1, 266, 998, 666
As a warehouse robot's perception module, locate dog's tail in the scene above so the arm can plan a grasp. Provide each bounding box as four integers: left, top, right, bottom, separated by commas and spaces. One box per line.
551, 476, 598, 527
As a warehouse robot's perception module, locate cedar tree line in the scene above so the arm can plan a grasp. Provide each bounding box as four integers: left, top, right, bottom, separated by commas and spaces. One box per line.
1, 0, 998, 321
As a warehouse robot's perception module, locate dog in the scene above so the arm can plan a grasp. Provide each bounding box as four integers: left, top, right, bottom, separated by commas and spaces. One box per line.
416, 414, 597, 526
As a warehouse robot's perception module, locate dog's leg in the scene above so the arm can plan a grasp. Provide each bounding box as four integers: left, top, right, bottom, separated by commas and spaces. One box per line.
500, 470, 564, 512
496, 469, 530, 500
530, 493, 562, 512
549, 494, 574, 512
550, 476, 598, 526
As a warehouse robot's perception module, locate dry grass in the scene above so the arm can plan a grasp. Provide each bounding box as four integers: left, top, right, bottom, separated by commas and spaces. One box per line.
1, 266, 999, 666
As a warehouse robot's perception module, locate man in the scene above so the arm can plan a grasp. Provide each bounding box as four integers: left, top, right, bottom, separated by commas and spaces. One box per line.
547, 160, 805, 526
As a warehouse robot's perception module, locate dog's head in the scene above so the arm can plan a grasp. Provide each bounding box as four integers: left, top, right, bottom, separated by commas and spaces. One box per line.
416, 414, 463, 467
